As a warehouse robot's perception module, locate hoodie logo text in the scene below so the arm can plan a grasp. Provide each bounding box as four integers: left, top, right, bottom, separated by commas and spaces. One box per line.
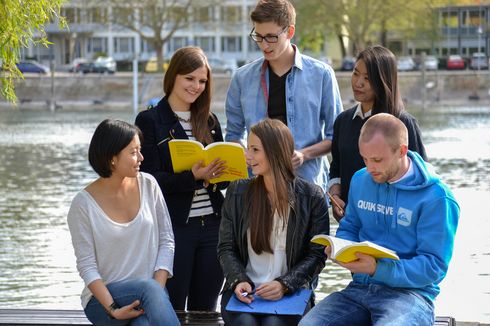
357, 200, 394, 215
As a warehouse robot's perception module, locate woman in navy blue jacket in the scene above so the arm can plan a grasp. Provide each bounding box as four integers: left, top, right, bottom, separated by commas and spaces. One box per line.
328, 45, 427, 222
135, 46, 228, 311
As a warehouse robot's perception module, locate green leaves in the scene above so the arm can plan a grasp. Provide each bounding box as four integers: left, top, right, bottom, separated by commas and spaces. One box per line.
0, 0, 67, 104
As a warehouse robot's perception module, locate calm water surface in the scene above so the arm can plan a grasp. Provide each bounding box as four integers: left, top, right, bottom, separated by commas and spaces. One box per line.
0, 106, 489, 323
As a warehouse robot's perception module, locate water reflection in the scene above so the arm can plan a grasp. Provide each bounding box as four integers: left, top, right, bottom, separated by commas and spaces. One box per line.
0, 106, 489, 322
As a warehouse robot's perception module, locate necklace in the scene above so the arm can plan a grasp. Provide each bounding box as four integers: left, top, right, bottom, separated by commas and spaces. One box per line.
173, 111, 191, 123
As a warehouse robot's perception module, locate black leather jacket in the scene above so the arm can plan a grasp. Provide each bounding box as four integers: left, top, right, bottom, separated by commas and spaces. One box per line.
135, 96, 228, 226
217, 177, 330, 293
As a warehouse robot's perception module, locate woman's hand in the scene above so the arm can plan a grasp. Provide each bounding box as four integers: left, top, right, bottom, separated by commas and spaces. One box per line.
234, 282, 254, 304
255, 281, 285, 301
111, 300, 144, 320
191, 158, 226, 184
330, 194, 345, 222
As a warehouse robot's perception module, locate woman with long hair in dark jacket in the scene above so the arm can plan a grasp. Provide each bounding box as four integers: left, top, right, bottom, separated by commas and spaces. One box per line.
135, 46, 228, 311
328, 45, 427, 222
218, 119, 330, 326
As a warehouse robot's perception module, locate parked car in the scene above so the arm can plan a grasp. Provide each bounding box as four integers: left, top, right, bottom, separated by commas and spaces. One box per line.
340, 56, 356, 71
207, 57, 238, 75
78, 57, 116, 74
397, 56, 416, 71
423, 55, 439, 70
144, 57, 169, 72
446, 55, 465, 70
470, 52, 489, 70
16, 60, 50, 74
69, 58, 89, 73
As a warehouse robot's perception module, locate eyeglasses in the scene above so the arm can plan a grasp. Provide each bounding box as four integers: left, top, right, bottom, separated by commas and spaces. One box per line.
249, 26, 289, 43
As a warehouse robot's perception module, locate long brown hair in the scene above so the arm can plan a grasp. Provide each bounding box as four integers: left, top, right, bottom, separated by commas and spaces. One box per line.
356, 45, 404, 118
247, 119, 295, 254
163, 46, 214, 144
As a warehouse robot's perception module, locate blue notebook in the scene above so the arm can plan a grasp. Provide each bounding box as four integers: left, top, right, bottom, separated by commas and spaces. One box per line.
225, 289, 312, 315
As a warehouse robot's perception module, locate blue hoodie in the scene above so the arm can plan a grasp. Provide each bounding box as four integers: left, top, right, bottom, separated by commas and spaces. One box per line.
337, 151, 460, 301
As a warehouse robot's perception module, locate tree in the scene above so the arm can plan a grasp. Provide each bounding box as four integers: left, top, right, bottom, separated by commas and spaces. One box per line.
0, 0, 67, 103
100, 0, 217, 72
295, 0, 461, 57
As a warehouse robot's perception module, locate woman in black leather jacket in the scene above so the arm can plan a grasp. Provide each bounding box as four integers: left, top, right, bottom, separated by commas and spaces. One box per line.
218, 119, 330, 325
135, 46, 228, 312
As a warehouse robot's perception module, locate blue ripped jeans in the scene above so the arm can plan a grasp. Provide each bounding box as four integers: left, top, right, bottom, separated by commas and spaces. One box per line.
84, 278, 179, 326
299, 282, 434, 326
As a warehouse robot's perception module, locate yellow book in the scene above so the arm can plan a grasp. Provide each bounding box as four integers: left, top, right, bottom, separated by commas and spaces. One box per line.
168, 139, 248, 184
311, 234, 399, 263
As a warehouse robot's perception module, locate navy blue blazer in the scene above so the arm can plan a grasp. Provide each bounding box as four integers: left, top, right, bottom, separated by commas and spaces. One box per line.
135, 96, 228, 226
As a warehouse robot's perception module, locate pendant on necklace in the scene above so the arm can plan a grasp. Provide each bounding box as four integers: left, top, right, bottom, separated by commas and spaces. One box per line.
174, 112, 190, 123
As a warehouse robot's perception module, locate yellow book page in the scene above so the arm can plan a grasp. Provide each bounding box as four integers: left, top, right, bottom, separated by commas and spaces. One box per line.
204, 142, 248, 183
311, 235, 399, 263
335, 245, 400, 263
168, 139, 205, 173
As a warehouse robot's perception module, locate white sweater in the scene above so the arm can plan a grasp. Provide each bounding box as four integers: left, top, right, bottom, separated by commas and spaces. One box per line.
67, 172, 174, 308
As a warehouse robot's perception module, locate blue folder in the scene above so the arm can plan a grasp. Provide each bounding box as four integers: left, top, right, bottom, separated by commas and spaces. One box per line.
225, 289, 312, 315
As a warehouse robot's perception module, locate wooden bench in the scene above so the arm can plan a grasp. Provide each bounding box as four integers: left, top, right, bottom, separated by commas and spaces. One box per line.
0, 309, 456, 325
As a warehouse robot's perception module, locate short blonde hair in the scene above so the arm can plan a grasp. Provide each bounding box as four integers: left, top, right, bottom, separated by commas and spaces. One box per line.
359, 113, 408, 152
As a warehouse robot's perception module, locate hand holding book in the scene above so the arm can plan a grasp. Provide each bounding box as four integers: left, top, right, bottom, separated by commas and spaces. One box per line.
191, 158, 226, 184
311, 234, 399, 263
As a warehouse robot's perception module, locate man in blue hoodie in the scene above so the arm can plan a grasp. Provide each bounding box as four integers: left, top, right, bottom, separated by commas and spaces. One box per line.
300, 113, 459, 326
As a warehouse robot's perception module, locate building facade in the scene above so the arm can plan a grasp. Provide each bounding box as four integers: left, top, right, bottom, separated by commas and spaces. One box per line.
391, 4, 489, 59
22, 0, 262, 67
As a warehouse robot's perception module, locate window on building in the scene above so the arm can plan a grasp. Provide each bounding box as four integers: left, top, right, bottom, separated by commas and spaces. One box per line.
195, 37, 215, 52
63, 8, 77, 24
141, 39, 156, 54
221, 36, 242, 52
169, 7, 188, 24
463, 10, 483, 27
248, 37, 259, 52
88, 37, 108, 54
170, 37, 188, 52
89, 7, 107, 23
221, 6, 241, 23
441, 10, 458, 28
114, 37, 134, 54
113, 7, 134, 24
194, 6, 214, 23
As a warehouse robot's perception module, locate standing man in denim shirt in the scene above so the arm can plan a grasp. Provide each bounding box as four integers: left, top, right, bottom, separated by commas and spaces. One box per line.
225, 0, 342, 190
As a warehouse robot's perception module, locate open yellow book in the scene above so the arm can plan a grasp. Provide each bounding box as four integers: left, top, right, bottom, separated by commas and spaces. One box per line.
168, 139, 248, 184
311, 234, 399, 263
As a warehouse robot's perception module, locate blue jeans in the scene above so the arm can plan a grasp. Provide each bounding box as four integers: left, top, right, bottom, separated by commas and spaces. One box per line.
299, 282, 434, 326
166, 214, 223, 311
84, 279, 179, 326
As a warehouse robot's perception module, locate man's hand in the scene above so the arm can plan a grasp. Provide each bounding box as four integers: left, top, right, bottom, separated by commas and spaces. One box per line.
330, 194, 345, 222
292, 150, 305, 169
338, 253, 377, 276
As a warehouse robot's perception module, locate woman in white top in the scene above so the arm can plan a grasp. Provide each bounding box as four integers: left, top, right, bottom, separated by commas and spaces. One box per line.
218, 119, 330, 326
67, 119, 179, 325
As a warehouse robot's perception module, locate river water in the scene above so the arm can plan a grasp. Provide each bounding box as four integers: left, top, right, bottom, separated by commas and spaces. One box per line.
0, 106, 489, 323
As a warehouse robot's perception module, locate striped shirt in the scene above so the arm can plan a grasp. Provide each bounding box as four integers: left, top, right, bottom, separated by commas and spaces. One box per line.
174, 111, 214, 217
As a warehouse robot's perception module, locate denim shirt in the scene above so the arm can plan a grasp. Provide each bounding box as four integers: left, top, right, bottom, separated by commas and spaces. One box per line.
225, 45, 342, 190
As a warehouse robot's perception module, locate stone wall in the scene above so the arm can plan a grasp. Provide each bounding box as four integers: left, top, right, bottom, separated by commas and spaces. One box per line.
5, 70, 490, 110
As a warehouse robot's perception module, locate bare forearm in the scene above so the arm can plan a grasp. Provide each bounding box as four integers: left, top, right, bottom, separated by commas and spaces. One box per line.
153, 269, 169, 287
300, 139, 332, 161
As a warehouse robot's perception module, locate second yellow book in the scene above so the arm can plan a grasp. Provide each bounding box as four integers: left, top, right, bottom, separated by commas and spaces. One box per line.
311, 234, 400, 263
168, 139, 248, 184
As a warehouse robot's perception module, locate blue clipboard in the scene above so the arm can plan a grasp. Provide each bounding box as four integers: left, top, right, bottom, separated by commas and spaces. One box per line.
225, 288, 312, 315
